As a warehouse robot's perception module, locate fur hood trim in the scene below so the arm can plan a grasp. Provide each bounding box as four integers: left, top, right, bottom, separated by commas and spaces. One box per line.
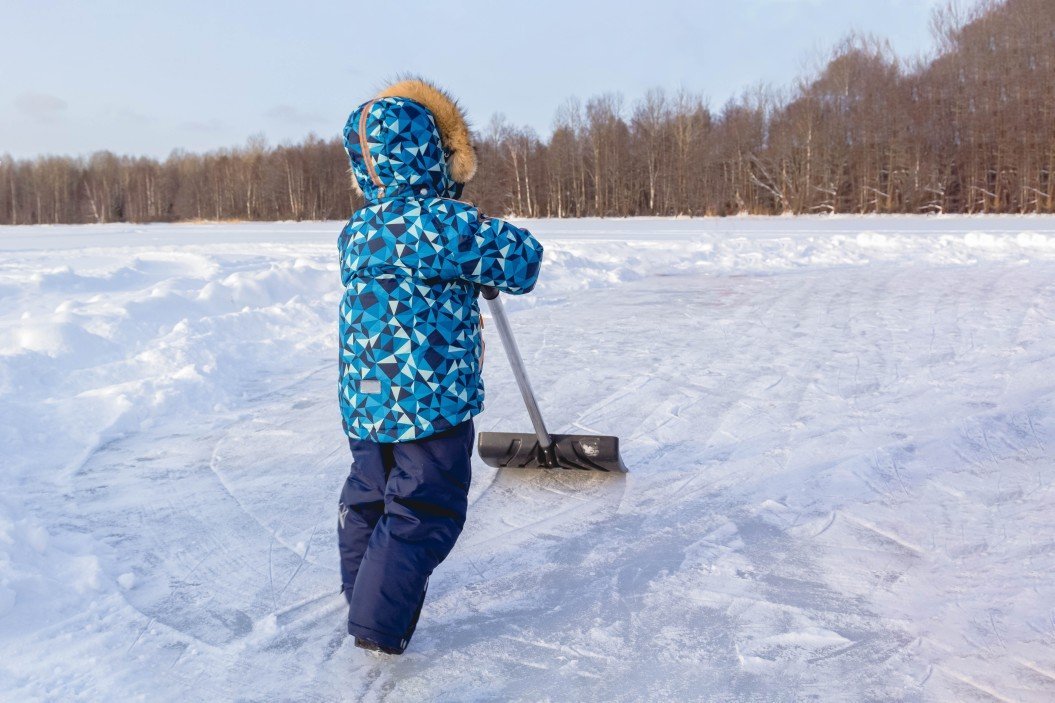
375, 78, 477, 183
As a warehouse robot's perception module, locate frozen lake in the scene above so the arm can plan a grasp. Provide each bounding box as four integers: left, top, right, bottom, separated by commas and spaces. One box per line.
2, 216, 1054, 701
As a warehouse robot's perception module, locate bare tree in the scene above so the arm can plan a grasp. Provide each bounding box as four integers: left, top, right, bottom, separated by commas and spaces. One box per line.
3, 0, 1051, 225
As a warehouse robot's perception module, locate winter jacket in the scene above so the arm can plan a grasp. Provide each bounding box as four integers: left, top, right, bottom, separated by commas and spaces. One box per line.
338, 79, 543, 443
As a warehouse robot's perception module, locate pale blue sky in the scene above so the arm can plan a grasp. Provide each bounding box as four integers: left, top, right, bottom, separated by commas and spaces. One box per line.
1, 0, 945, 159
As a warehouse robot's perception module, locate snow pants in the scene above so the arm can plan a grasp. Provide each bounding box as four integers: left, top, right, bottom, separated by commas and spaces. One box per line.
337, 420, 474, 652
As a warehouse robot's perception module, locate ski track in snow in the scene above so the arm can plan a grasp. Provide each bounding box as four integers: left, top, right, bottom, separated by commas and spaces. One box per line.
2, 216, 1055, 701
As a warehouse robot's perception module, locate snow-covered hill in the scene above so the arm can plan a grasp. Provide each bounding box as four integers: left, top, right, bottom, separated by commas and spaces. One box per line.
2, 216, 1054, 701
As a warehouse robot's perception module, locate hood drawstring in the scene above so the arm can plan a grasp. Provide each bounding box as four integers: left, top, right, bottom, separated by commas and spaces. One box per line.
357, 100, 386, 199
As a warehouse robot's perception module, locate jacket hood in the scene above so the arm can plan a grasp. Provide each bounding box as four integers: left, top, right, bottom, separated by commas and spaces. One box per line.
344, 78, 477, 202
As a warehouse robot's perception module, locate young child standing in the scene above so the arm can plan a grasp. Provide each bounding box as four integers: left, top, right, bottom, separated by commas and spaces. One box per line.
336, 78, 543, 654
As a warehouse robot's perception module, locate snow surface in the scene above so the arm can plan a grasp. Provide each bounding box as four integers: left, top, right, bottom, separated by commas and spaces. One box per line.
1, 216, 1054, 702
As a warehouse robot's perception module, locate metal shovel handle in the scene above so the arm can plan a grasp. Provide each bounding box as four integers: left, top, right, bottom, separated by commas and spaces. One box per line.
480, 285, 554, 453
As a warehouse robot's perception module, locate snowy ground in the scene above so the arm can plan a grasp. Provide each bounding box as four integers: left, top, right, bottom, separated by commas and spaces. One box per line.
2, 216, 1054, 702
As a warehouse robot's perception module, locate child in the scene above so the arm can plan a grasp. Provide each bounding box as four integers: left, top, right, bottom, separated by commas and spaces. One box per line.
336, 78, 543, 654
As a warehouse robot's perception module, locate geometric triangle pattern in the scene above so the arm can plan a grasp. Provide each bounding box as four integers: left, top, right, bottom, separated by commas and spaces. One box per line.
344, 96, 460, 202
339, 97, 544, 442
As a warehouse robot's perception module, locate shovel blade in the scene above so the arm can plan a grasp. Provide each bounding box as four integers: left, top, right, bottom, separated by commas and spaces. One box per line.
478, 432, 629, 473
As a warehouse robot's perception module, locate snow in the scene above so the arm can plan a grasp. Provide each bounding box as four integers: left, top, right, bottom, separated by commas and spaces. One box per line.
2, 215, 1054, 701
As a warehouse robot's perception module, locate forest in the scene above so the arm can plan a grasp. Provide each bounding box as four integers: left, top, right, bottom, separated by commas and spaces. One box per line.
1, 0, 1052, 224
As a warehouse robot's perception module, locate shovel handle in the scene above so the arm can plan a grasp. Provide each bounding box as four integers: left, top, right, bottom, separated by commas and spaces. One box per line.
478, 285, 556, 459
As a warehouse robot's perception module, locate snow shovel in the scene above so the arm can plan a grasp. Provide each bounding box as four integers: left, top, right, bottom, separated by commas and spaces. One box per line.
477, 286, 628, 473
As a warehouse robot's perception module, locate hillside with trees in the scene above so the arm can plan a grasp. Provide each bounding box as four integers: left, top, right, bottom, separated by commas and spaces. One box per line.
1, 0, 1052, 224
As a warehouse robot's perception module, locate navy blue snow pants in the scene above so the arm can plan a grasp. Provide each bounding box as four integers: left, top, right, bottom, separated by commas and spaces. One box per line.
337, 420, 474, 652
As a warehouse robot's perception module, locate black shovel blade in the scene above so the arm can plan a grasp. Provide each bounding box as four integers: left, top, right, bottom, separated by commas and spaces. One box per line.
478, 432, 629, 473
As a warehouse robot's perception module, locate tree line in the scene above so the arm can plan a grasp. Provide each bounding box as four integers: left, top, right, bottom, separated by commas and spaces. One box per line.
0, 135, 351, 225
2, 0, 1052, 225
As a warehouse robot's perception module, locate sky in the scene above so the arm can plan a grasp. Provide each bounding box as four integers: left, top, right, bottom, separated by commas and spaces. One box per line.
0, 0, 948, 160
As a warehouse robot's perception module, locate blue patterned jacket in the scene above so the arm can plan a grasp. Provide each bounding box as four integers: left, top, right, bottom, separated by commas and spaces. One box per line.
339, 94, 543, 442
